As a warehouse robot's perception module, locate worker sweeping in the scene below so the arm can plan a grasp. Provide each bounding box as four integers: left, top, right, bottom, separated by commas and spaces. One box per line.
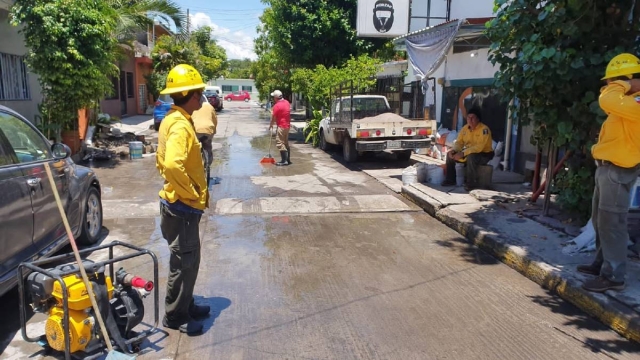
268, 90, 292, 166
578, 53, 640, 293
156, 64, 210, 334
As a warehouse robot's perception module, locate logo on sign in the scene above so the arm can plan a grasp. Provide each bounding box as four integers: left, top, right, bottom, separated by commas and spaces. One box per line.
373, 0, 394, 33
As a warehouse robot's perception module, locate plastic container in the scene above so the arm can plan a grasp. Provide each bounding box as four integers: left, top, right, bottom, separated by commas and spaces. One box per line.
426, 164, 444, 185
402, 166, 418, 186
129, 141, 143, 159
455, 163, 465, 186
630, 177, 640, 210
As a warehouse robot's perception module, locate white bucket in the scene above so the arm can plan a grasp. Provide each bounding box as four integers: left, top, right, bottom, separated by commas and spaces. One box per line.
455, 163, 465, 186
402, 166, 418, 186
630, 177, 640, 210
426, 164, 444, 185
129, 141, 143, 159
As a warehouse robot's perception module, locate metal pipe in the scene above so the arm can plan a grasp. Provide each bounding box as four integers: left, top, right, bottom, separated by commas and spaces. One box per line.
530, 149, 573, 202
503, 99, 514, 170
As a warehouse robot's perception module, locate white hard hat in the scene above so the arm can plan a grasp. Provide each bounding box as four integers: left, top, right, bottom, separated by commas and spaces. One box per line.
270, 90, 283, 98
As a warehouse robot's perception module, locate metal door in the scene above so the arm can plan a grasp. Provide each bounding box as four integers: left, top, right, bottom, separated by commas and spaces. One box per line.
0, 114, 36, 285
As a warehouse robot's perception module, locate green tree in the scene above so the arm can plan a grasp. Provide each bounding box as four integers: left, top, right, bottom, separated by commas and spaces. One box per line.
11, 0, 119, 131
227, 58, 254, 79
108, 0, 186, 42
486, 0, 639, 218
251, 29, 291, 101
259, 0, 389, 68
191, 26, 228, 80
147, 34, 201, 99
291, 54, 382, 110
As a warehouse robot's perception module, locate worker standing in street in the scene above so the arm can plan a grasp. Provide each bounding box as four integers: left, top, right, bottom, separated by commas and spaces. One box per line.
269, 89, 292, 166
193, 94, 218, 173
441, 108, 494, 191
579, 53, 640, 293
156, 64, 210, 334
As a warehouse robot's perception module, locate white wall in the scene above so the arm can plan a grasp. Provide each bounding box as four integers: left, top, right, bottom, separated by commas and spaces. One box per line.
0, 9, 43, 124
445, 48, 498, 81
208, 78, 259, 96
378, 61, 408, 78
449, 0, 495, 20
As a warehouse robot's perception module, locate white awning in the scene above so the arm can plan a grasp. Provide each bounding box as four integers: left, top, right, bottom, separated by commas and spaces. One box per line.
404, 19, 464, 82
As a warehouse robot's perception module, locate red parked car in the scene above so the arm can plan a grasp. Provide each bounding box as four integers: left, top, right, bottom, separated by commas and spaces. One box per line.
224, 90, 251, 102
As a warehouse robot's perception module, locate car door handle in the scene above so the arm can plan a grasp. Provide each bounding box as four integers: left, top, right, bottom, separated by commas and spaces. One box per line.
26, 177, 41, 187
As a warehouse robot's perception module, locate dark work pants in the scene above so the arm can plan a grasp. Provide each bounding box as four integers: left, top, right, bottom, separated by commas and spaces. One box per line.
160, 203, 202, 322
589, 162, 640, 282
445, 152, 494, 185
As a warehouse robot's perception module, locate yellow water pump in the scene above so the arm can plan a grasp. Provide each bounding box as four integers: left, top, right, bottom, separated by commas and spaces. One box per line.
26, 261, 150, 355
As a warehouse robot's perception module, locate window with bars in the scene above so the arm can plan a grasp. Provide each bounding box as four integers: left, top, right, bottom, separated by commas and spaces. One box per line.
242, 85, 252, 92
0, 52, 31, 101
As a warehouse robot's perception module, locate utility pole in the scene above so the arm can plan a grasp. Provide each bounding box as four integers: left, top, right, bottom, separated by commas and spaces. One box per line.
186, 9, 190, 39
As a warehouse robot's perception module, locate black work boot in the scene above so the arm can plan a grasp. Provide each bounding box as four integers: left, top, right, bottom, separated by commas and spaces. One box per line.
276, 151, 289, 166
577, 263, 601, 276
286, 146, 292, 164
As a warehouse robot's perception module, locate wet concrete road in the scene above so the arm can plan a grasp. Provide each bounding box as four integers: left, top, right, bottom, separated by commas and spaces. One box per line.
2, 101, 640, 359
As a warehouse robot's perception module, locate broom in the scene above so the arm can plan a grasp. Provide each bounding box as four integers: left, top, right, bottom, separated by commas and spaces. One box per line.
260, 126, 276, 164
44, 163, 135, 360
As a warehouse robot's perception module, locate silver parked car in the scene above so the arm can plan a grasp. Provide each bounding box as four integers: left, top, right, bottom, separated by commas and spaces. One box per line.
0, 105, 103, 297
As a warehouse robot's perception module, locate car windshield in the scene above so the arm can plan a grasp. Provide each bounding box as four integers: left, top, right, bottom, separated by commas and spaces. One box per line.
204, 90, 218, 97
158, 94, 174, 103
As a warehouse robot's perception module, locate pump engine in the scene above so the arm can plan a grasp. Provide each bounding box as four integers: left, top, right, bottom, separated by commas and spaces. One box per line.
25, 260, 152, 355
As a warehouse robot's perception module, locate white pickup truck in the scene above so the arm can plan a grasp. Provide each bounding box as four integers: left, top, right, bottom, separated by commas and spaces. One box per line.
318, 95, 436, 162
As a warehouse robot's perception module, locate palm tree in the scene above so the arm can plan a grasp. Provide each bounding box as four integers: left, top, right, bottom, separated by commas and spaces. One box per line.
107, 0, 186, 47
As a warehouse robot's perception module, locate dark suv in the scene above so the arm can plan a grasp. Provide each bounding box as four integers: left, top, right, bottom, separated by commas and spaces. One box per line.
204, 89, 223, 112
0, 105, 103, 297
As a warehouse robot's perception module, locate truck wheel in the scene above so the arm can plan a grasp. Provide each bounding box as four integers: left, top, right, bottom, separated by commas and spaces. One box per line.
319, 131, 330, 151
343, 137, 358, 163
397, 150, 413, 161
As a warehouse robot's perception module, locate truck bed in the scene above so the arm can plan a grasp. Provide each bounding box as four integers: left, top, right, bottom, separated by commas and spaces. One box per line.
352, 112, 413, 124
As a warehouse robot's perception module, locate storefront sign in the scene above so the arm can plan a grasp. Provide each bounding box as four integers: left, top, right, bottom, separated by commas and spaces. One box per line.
357, 0, 410, 38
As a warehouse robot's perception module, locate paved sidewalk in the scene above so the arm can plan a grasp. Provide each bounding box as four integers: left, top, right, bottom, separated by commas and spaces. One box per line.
359, 152, 640, 343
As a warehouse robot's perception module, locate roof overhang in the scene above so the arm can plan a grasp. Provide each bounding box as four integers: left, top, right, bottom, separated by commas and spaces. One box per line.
392, 17, 492, 52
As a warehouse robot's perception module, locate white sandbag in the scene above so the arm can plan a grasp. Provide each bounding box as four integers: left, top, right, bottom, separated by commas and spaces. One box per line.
562, 219, 596, 255
402, 165, 418, 186
426, 164, 444, 185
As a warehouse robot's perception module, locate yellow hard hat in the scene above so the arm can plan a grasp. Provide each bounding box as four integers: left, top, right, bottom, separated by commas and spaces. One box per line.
602, 53, 640, 80
160, 64, 206, 95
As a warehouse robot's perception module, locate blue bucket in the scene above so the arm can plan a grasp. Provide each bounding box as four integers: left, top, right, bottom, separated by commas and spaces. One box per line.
129, 141, 143, 159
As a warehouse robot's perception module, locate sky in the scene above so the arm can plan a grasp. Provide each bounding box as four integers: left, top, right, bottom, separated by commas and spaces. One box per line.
174, 0, 266, 60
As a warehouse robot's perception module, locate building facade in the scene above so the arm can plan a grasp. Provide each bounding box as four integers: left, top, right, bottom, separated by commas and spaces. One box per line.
0, 6, 43, 124
208, 78, 259, 99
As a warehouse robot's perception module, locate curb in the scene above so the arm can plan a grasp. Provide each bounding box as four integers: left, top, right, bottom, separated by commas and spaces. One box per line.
402, 184, 640, 343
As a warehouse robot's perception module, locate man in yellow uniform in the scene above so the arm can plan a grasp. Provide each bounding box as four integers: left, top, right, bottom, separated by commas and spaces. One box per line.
156, 64, 210, 334
441, 108, 494, 191
579, 53, 640, 293
192, 96, 218, 172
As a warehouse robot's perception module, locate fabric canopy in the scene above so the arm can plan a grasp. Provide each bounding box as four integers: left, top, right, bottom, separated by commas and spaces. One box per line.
405, 19, 464, 82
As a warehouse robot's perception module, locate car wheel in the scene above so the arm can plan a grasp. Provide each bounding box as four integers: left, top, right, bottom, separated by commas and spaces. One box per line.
343, 136, 358, 163
77, 187, 103, 245
244, 98, 249, 102
154, 122, 160, 131
319, 130, 330, 151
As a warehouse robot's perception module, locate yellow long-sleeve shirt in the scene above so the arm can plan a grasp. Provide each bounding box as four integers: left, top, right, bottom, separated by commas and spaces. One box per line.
156, 105, 208, 210
592, 80, 640, 168
192, 102, 218, 136
452, 122, 494, 156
